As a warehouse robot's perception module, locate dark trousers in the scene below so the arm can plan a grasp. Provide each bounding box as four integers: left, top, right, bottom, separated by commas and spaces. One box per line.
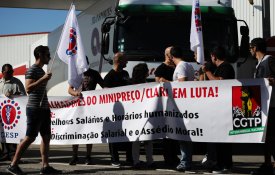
162, 139, 179, 164
109, 142, 132, 162
216, 143, 233, 169
264, 107, 275, 163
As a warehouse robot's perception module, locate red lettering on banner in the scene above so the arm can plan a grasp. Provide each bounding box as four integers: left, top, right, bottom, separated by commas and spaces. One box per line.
173, 88, 187, 98
160, 87, 168, 97
146, 87, 168, 98
190, 87, 218, 98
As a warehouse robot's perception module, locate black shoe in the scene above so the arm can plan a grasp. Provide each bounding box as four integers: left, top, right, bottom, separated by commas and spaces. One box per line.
111, 161, 121, 167
212, 168, 231, 174
69, 156, 78, 165
85, 156, 93, 165
6, 164, 24, 175
251, 163, 274, 175
40, 166, 62, 174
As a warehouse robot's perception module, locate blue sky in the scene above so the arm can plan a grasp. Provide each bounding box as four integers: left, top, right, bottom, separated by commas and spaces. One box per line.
0, 8, 70, 35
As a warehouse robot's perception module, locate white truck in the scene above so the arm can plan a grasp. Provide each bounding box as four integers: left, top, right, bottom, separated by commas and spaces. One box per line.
47, 0, 250, 96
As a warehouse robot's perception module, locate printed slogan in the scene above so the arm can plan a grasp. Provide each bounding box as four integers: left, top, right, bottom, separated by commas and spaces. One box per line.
0, 79, 272, 144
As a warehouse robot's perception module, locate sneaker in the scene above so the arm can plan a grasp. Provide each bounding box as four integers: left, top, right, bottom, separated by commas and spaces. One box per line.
201, 159, 216, 169
6, 164, 24, 175
111, 162, 121, 167
176, 164, 191, 172
69, 156, 78, 165
85, 156, 93, 165
212, 168, 231, 174
40, 166, 62, 174
201, 155, 208, 164
251, 163, 273, 175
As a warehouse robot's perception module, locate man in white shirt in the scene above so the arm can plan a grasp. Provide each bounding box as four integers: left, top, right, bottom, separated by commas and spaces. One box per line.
170, 46, 195, 172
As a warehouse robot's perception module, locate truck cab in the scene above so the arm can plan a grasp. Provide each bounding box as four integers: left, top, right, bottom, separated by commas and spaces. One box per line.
47, 0, 249, 95
101, 0, 247, 80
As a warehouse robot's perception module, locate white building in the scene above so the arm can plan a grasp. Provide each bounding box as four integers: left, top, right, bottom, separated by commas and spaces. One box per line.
0, 32, 48, 82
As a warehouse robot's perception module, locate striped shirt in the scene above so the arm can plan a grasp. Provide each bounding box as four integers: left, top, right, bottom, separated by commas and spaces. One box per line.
25, 64, 49, 109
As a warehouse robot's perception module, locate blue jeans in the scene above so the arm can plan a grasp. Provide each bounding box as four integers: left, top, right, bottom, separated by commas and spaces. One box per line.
178, 141, 192, 168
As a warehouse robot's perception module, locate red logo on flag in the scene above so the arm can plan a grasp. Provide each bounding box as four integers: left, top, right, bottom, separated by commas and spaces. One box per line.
195, 1, 202, 32
66, 28, 77, 56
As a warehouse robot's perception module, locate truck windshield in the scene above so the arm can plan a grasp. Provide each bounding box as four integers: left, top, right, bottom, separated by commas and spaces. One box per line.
115, 13, 238, 62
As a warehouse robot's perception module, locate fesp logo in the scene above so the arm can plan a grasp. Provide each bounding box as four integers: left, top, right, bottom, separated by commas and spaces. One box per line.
0, 99, 21, 130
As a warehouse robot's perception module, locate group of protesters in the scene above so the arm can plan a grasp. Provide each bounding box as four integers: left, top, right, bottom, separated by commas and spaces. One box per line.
0, 37, 275, 175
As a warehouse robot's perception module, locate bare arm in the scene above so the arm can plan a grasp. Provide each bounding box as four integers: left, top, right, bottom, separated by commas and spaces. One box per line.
155, 77, 161, 82
177, 77, 188, 82
202, 65, 222, 80
68, 85, 82, 97
204, 70, 223, 80
155, 77, 170, 82
25, 72, 52, 94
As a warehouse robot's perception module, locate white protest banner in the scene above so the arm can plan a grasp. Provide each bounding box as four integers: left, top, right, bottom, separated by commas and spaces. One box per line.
0, 79, 271, 144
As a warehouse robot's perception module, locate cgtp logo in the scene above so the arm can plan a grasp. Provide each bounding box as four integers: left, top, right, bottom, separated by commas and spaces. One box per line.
0, 99, 22, 130
66, 27, 77, 56
229, 86, 264, 135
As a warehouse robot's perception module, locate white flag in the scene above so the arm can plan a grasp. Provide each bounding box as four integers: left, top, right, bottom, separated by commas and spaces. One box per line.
190, 0, 205, 65
57, 4, 88, 89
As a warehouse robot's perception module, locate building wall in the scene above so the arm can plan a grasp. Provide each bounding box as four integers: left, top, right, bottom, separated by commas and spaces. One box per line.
270, 0, 275, 36
0, 33, 48, 68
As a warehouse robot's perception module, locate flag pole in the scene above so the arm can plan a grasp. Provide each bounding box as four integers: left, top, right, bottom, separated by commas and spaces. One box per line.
39, 3, 74, 107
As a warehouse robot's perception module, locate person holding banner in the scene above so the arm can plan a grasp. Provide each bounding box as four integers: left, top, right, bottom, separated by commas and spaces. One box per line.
170, 46, 195, 172
155, 46, 176, 82
249, 37, 275, 175
194, 49, 216, 81
7, 46, 62, 175
131, 63, 155, 169
0, 63, 26, 161
202, 46, 235, 174
154, 46, 180, 166
68, 57, 104, 165
103, 52, 132, 167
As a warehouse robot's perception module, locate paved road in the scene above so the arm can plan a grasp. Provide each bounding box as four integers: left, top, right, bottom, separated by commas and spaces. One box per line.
0, 144, 266, 175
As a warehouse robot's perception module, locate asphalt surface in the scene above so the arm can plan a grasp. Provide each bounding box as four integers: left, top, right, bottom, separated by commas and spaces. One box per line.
0, 143, 269, 175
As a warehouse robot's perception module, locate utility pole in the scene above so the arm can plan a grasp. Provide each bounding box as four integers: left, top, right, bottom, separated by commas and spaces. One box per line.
262, 0, 271, 38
